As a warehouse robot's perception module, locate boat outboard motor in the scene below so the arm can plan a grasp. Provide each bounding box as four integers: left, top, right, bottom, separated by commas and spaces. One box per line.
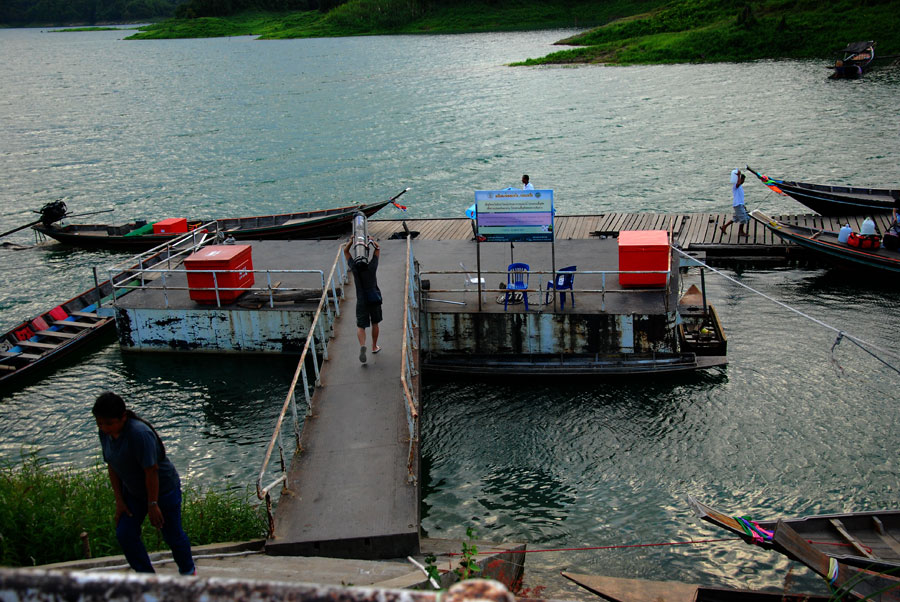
38, 200, 67, 226
350, 211, 372, 267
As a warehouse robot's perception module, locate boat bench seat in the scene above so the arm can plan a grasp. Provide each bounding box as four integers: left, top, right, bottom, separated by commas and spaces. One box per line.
1, 351, 42, 361
0, 363, 15, 372
35, 330, 79, 339
52, 320, 98, 329
281, 217, 316, 226
70, 311, 99, 319
16, 340, 59, 350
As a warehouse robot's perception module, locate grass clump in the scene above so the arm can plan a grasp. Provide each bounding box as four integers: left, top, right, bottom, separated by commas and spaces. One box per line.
0, 453, 267, 567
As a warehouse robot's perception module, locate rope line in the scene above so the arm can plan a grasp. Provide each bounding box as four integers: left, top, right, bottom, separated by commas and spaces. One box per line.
448, 538, 739, 556
450, 537, 868, 558
672, 246, 900, 376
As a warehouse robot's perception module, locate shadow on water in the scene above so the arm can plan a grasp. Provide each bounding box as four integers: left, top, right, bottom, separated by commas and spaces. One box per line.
118, 351, 297, 431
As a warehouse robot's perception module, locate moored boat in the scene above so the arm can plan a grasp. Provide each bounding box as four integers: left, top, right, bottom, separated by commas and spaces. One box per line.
831, 41, 876, 79
677, 284, 727, 357
561, 572, 836, 602
747, 166, 899, 216
773, 521, 900, 601
688, 495, 900, 573
750, 210, 900, 273
1, 235, 211, 393
32, 199, 396, 251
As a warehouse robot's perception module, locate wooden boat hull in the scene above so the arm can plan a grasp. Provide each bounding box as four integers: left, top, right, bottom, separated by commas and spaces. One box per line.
688, 495, 900, 572
32, 200, 392, 251
561, 572, 834, 602
1, 245, 184, 392
750, 210, 900, 273
424, 352, 726, 376
678, 284, 728, 357
747, 167, 898, 216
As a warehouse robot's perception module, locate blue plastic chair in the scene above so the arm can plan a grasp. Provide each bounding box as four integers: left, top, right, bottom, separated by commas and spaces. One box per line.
546, 266, 576, 310
504, 263, 530, 311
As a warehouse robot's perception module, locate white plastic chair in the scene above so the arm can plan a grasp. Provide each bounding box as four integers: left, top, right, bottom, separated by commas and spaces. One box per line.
460, 262, 485, 303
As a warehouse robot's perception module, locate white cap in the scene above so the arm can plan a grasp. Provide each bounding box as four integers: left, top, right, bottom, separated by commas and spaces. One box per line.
730, 169, 740, 184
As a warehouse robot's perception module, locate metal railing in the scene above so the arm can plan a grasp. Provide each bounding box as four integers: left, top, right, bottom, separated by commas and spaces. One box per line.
420, 268, 672, 312
255, 246, 348, 535
103, 224, 339, 309
107, 266, 330, 309
400, 235, 420, 484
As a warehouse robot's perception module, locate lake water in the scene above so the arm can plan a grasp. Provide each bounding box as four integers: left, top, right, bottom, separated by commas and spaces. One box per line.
1, 26, 899, 596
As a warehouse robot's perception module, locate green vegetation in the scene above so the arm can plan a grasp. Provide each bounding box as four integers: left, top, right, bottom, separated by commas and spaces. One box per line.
513, 0, 900, 65
126, 0, 900, 66
1, 0, 179, 27
0, 453, 267, 567
127, 0, 664, 39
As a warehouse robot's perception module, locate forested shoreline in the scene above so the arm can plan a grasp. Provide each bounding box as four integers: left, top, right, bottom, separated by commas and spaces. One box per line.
4, 0, 899, 67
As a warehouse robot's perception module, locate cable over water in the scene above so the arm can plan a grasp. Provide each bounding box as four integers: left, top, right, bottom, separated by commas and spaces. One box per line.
672, 246, 900, 376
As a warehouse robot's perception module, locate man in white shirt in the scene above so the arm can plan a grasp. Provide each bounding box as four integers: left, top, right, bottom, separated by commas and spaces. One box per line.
720, 168, 749, 238
522, 174, 534, 190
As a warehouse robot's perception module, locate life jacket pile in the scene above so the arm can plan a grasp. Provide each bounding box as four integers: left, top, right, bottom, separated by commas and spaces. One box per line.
846, 232, 881, 250
883, 222, 900, 251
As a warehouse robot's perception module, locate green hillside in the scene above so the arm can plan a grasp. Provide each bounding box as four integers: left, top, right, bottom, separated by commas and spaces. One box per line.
516, 0, 900, 65
124, 0, 900, 66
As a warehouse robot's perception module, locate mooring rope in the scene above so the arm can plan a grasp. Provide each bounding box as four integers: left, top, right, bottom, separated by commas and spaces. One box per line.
448, 537, 869, 558
447, 538, 739, 557
671, 246, 900, 376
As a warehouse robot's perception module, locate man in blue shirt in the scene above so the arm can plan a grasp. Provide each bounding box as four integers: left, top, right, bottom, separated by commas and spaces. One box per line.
93, 392, 195, 575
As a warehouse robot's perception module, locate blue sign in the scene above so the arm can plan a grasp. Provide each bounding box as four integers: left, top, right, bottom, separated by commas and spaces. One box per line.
475, 190, 554, 242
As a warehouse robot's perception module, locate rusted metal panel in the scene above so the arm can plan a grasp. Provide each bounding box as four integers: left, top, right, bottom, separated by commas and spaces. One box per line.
422, 312, 677, 356
115, 307, 319, 353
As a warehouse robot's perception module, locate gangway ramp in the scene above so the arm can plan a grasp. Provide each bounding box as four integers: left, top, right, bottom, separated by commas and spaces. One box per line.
267, 240, 420, 559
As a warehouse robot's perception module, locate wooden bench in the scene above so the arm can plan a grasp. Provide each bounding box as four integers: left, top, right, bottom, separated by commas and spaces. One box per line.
0, 363, 16, 372
1, 351, 42, 361
52, 320, 99, 329
70, 311, 99, 319
35, 330, 79, 339
16, 340, 60, 350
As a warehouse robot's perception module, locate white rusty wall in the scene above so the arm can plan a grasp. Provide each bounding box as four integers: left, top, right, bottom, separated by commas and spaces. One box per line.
115, 307, 323, 353
422, 311, 678, 356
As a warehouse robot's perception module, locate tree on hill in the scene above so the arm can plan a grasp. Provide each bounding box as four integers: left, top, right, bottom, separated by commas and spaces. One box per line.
0, 0, 184, 26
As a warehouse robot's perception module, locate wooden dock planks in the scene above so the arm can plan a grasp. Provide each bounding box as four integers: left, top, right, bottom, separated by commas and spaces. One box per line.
370, 211, 891, 254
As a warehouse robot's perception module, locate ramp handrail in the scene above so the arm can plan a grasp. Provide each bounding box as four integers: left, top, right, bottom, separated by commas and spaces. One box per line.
255, 246, 348, 535
400, 234, 420, 484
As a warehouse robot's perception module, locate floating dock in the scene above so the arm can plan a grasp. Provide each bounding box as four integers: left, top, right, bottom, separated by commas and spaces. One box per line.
104, 214, 735, 559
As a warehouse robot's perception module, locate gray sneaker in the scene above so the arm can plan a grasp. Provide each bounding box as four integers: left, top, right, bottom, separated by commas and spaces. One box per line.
359, 346, 367, 364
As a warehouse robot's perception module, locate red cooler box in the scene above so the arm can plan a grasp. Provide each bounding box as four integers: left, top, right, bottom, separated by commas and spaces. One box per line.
618, 230, 670, 288
184, 245, 255, 304
154, 217, 188, 234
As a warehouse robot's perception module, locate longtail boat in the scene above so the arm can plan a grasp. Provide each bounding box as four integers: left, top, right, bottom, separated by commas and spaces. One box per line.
688, 496, 900, 573
750, 210, 900, 273
561, 572, 836, 602
773, 521, 900, 601
1, 233, 213, 393
32, 199, 396, 251
831, 41, 876, 79
747, 166, 898, 216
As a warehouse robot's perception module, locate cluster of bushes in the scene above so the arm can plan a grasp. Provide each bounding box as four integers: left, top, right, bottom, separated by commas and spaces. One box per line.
0, 454, 267, 567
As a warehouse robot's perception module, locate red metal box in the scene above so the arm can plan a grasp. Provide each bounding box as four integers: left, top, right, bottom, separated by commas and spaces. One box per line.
183, 245, 255, 304
153, 217, 188, 234
618, 230, 670, 288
